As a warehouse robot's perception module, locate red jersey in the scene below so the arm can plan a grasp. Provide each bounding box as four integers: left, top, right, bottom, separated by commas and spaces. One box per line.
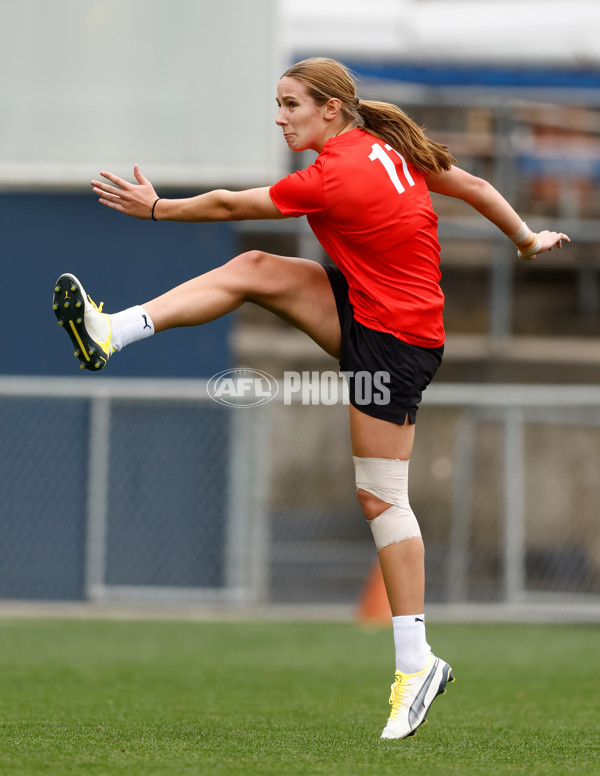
269, 128, 444, 348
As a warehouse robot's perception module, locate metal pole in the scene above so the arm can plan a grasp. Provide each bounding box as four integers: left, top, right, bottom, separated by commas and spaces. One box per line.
84, 396, 111, 601
489, 106, 518, 340
503, 408, 526, 602
225, 405, 271, 606
225, 408, 252, 601
247, 407, 271, 606
448, 412, 476, 603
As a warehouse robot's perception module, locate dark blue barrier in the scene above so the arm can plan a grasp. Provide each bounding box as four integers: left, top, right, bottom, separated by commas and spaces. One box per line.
0, 395, 232, 600
0, 397, 88, 599
105, 401, 229, 589
0, 192, 235, 377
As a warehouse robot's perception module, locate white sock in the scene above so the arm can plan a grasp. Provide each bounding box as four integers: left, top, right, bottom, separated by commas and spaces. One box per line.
392, 614, 431, 674
109, 305, 155, 351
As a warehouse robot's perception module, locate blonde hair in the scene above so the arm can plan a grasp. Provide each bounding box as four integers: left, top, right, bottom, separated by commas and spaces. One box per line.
282, 57, 455, 175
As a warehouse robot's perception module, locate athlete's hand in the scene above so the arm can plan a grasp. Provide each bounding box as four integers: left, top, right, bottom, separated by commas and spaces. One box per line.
91, 165, 158, 219
519, 230, 570, 261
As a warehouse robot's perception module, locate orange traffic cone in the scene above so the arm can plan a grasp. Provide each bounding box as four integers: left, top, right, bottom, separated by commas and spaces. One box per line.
357, 559, 392, 623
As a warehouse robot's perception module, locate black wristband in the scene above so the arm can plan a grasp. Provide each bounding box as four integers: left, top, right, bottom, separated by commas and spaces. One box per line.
151, 197, 161, 221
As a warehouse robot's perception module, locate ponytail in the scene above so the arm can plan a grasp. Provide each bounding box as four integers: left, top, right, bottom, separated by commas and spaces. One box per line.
356, 100, 455, 175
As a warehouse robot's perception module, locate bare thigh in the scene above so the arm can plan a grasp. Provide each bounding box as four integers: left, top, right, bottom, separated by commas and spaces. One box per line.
350, 404, 415, 460
144, 251, 342, 360
244, 253, 342, 358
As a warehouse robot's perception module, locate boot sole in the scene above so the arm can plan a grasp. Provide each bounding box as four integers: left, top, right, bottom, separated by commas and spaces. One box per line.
52, 274, 107, 371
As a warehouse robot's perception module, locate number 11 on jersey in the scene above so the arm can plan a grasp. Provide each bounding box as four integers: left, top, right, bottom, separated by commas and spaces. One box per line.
369, 143, 415, 195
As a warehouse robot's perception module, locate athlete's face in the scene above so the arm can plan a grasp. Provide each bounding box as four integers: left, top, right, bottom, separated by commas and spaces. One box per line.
276, 77, 334, 153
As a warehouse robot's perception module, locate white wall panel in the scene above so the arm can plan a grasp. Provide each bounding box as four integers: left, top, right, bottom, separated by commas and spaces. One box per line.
0, 0, 284, 188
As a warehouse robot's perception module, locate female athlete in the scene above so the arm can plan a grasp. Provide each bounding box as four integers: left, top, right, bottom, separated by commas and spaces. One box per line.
53, 57, 568, 739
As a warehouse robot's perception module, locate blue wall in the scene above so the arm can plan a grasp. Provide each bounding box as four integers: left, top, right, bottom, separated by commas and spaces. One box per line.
0, 396, 233, 600
0, 397, 89, 599
0, 192, 240, 601
0, 192, 235, 377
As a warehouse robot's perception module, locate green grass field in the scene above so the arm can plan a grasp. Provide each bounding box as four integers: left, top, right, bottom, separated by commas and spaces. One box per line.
0, 618, 598, 776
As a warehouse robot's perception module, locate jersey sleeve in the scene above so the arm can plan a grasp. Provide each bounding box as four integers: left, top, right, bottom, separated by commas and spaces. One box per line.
269, 161, 326, 217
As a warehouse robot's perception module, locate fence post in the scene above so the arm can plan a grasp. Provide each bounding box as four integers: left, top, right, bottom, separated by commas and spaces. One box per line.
246, 406, 271, 606
84, 395, 111, 601
448, 411, 476, 603
225, 405, 271, 606
489, 106, 518, 340
503, 408, 526, 602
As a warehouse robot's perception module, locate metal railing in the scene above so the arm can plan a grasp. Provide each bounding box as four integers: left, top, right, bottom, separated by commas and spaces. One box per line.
0, 377, 269, 605
1, 377, 599, 610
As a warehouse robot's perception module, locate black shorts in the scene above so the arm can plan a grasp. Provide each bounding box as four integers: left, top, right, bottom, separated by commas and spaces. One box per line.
325, 264, 443, 425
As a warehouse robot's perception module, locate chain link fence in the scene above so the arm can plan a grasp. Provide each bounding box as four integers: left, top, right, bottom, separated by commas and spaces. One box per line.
1, 377, 599, 614
0, 378, 268, 605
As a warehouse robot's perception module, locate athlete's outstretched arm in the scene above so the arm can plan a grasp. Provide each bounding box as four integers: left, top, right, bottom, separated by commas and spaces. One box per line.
90, 164, 286, 222
426, 165, 569, 259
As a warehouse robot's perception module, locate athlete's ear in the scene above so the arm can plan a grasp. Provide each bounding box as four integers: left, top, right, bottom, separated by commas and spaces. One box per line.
324, 98, 343, 121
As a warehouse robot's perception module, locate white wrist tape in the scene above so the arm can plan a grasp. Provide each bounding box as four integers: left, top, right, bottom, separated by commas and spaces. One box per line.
509, 220, 531, 245
517, 239, 542, 260
509, 220, 542, 260
354, 456, 421, 550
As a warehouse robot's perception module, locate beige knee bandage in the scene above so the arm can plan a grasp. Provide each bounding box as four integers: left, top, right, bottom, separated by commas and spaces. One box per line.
353, 456, 421, 550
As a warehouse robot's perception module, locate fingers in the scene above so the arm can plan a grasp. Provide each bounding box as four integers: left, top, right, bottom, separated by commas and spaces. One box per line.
90, 169, 140, 197
551, 233, 569, 250
536, 230, 571, 255
90, 165, 158, 220
99, 169, 132, 189
90, 180, 124, 200
550, 232, 570, 248
98, 196, 126, 213
133, 164, 148, 185
90, 171, 128, 201
92, 166, 149, 190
